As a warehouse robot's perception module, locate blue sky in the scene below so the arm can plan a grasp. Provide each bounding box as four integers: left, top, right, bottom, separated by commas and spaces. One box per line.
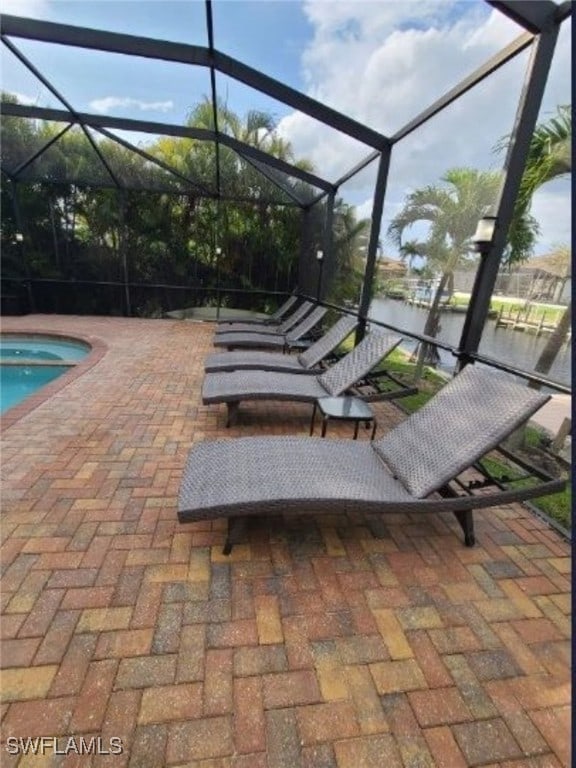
2, 0, 572, 257
3, 1, 313, 119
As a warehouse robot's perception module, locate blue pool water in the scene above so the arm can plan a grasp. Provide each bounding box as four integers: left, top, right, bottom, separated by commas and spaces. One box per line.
1, 335, 90, 414
1, 336, 89, 362
1, 365, 70, 413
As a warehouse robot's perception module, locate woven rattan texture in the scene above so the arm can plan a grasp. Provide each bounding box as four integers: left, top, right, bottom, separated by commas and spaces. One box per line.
204, 316, 356, 373
299, 315, 358, 368
204, 332, 401, 403
202, 369, 327, 404
374, 365, 549, 498
214, 331, 288, 349
215, 301, 312, 336
284, 306, 327, 342
216, 293, 298, 326
213, 306, 326, 349
204, 349, 312, 373
208, 314, 355, 366
319, 332, 402, 396
178, 437, 413, 520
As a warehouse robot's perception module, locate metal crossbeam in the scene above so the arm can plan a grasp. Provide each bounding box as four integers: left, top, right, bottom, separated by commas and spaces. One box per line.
487, 1, 564, 33
1, 103, 333, 194
0, 14, 387, 150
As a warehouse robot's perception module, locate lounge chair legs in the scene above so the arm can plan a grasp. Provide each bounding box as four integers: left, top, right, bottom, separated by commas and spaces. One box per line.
225, 401, 239, 428
222, 510, 477, 553
223, 516, 247, 554
453, 509, 476, 547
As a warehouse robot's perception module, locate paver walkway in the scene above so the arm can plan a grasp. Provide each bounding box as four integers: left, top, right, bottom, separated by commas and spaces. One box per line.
0, 315, 571, 767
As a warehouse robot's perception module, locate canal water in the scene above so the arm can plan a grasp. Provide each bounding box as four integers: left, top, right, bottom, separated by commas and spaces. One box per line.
369, 297, 571, 388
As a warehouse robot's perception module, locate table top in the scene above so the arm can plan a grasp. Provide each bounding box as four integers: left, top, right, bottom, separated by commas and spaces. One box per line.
316, 396, 374, 420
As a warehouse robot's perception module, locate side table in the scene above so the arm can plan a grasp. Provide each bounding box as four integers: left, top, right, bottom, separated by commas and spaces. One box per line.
310, 396, 377, 439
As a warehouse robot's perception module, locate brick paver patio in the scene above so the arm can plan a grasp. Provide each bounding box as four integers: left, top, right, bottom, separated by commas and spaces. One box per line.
0, 315, 570, 767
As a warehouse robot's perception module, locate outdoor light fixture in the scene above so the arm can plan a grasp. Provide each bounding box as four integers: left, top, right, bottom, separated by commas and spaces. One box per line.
316, 249, 324, 301
15, 232, 24, 243
215, 246, 222, 255
472, 215, 497, 253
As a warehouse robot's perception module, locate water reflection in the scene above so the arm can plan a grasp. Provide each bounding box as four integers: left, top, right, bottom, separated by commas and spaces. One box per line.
369, 297, 571, 387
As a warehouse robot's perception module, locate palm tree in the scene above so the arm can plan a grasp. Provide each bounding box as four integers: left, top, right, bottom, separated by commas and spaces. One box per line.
512, 105, 571, 210
499, 104, 571, 264
157, 99, 311, 299
398, 239, 427, 279
388, 168, 506, 371
327, 205, 372, 306
501, 106, 572, 388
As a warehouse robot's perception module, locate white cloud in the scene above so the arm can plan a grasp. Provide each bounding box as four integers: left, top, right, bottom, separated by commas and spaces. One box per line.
1, 0, 48, 16
5, 91, 37, 105
89, 97, 174, 114
279, 4, 528, 181
355, 197, 374, 222
529, 181, 572, 255
278, 2, 571, 257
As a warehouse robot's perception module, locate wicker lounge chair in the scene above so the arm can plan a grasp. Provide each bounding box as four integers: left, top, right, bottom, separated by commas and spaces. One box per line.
216, 293, 299, 327
179, 365, 565, 553
213, 305, 328, 352
215, 300, 314, 337
205, 315, 358, 374
203, 331, 404, 426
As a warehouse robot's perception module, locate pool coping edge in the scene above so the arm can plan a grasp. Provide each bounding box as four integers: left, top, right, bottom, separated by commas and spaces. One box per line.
0, 330, 108, 433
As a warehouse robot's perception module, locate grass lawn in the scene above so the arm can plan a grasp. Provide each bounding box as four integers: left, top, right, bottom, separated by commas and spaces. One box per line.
451, 292, 567, 324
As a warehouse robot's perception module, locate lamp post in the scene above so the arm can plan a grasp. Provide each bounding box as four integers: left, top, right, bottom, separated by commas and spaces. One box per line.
215, 246, 222, 319
457, 214, 498, 371
316, 249, 324, 302
15, 232, 34, 313
471, 215, 497, 255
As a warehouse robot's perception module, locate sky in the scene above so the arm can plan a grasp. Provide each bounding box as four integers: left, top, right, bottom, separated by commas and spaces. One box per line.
1, 0, 572, 258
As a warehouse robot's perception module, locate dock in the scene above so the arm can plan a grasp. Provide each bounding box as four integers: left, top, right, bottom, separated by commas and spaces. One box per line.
494, 305, 569, 337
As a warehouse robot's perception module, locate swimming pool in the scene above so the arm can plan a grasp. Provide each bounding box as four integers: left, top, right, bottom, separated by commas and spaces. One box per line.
1, 334, 90, 414
1, 335, 90, 362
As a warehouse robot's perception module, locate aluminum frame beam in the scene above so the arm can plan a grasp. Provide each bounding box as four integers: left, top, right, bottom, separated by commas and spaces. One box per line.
92, 126, 213, 197
307, 24, 540, 203
487, 1, 563, 33
0, 102, 333, 207
356, 147, 392, 341
457, 24, 562, 365
205, 0, 222, 199
391, 30, 534, 144
2, 33, 123, 188
11, 123, 73, 177
0, 102, 333, 196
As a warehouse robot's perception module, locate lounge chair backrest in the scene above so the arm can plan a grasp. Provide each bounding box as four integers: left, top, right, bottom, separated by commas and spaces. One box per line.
318, 332, 402, 397
299, 316, 358, 369
270, 293, 299, 321
373, 365, 549, 499
277, 301, 314, 333
285, 306, 328, 342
